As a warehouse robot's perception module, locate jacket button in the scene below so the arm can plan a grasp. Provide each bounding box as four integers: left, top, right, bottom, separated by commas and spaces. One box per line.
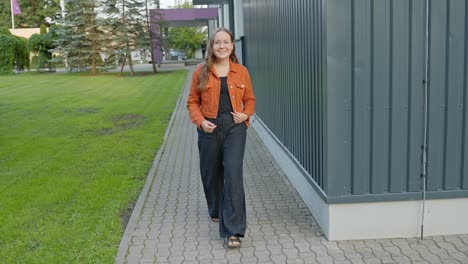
242, 84, 244, 88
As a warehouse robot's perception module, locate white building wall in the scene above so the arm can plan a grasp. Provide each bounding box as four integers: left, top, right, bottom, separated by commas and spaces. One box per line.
208, 2, 244, 39
222, 4, 230, 29
233, 0, 244, 39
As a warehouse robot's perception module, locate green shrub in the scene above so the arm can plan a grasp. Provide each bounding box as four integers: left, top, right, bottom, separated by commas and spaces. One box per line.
0, 34, 15, 74
14, 37, 30, 71
0, 33, 30, 74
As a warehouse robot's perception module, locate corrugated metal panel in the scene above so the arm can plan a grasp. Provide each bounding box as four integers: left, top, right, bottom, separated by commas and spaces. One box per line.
243, 0, 468, 201
326, 0, 468, 198
244, 0, 326, 190
427, 0, 467, 191
326, 0, 353, 196
464, 2, 468, 191
407, 0, 427, 193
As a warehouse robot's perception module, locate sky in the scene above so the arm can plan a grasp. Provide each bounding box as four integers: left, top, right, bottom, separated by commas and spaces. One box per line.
159, 0, 186, 8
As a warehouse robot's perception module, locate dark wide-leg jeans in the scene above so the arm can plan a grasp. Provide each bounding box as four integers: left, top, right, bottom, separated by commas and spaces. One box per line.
197, 113, 247, 238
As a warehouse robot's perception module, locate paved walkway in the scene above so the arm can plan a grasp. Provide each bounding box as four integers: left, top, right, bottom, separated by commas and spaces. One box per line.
116, 67, 468, 264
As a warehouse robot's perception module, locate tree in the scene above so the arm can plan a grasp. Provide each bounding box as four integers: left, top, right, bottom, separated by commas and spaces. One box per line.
167, 1, 207, 59
102, 0, 147, 76
52, 0, 110, 74
0, 0, 61, 29
29, 24, 56, 70
169, 26, 207, 59
145, 0, 160, 73
0, 29, 29, 74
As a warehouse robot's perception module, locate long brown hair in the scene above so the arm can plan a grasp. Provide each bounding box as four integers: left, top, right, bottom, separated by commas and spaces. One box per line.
197, 27, 239, 91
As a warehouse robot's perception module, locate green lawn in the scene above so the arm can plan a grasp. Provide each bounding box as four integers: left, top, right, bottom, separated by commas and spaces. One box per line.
0, 70, 186, 263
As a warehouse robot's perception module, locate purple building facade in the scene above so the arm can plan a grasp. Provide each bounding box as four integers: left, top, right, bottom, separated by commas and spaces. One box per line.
149, 8, 219, 63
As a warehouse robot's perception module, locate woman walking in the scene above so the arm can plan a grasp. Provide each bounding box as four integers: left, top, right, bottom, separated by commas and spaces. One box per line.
187, 27, 255, 248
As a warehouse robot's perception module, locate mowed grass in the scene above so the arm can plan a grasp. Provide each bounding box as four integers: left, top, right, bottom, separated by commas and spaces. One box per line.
0, 70, 186, 263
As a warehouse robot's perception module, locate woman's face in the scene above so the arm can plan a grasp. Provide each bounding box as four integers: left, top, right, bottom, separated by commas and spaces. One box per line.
212, 31, 233, 61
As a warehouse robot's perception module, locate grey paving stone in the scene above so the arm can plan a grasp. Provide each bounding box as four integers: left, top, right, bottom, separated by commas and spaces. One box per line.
252, 241, 268, 251
316, 256, 334, 264
349, 259, 367, 264
373, 251, 391, 258
296, 246, 312, 254
266, 243, 284, 254
270, 255, 287, 263
286, 257, 307, 264
382, 246, 403, 257
311, 246, 329, 257
344, 253, 363, 260
378, 257, 395, 264
299, 252, 318, 263
167, 256, 185, 264
281, 242, 298, 250
138, 258, 155, 264
211, 260, 228, 264
140, 248, 156, 257
450, 252, 468, 263
255, 255, 272, 263
196, 252, 214, 261
183, 250, 199, 259
330, 254, 348, 261
225, 251, 242, 260
283, 247, 300, 256
333, 261, 352, 264
405, 254, 426, 263
362, 258, 382, 264
128, 245, 143, 255
355, 247, 377, 259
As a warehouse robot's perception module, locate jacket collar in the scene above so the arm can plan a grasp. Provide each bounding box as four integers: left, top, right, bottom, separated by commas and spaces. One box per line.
229, 59, 240, 73
210, 59, 240, 75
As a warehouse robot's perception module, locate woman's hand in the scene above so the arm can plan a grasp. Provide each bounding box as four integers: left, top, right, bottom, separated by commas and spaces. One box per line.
201, 120, 217, 133
231, 111, 248, 124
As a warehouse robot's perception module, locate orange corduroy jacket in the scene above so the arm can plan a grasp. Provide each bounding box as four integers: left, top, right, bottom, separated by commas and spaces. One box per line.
187, 60, 256, 128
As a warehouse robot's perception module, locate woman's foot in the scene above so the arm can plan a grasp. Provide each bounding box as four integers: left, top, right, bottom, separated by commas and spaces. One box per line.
227, 236, 241, 248
211, 217, 219, 222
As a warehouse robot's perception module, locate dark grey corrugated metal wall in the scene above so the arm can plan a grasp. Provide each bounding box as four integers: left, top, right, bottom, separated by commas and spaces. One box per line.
243, 0, 468, 202
326, 0, 427, 199
244, 0, 326, 191
426, 0, 468, 193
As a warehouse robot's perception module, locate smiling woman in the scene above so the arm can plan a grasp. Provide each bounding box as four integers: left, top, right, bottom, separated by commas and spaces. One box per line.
187, 27, 256, 249
0, 70, 186, 263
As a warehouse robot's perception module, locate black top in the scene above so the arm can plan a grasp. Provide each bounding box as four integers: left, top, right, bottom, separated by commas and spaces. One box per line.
217, 77, 233, 115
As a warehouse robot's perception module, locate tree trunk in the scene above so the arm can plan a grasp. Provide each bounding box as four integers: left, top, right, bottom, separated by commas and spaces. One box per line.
120, 0, 126, 77
128, 51, 135, 76
151, 51, 157, 72
119, 54, 126, 76
90, 50, 97, 75
146, 0, 157, 73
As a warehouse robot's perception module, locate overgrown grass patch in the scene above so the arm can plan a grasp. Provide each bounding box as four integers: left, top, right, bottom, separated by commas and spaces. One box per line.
0, 70, 186, 263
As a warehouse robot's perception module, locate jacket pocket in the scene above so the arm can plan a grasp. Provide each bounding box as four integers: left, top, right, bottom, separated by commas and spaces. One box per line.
201, 85, 216, 112
235, 82, 246, 109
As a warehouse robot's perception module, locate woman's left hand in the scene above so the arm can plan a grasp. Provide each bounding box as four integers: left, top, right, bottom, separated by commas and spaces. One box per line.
231, 111, 248, 124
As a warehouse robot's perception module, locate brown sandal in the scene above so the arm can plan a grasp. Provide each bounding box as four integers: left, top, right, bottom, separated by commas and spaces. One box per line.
227, 236, 241, 248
